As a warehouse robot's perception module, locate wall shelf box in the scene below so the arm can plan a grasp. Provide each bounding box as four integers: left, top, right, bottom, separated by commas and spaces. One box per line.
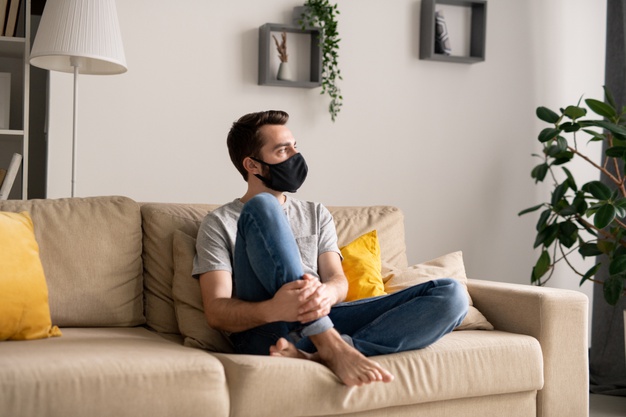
420, 0, 487, 64
258, 23, 322, 88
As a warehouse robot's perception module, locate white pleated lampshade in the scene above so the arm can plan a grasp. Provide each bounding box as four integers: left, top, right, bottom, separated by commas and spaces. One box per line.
30, 0, 127, 75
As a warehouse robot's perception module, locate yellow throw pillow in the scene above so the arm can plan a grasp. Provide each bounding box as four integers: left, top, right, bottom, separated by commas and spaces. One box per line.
0, 212, 61, 340
340, 230, 387, 301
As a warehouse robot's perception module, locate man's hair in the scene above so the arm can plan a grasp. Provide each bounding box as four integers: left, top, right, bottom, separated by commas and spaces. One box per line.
227, 110, 290, 181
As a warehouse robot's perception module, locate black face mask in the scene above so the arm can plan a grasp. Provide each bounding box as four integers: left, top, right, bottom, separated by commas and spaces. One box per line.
251, 153, 308, 193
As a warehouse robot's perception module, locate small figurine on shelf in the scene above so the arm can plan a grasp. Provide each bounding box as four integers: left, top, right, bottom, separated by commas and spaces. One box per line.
272, 31, 293, 81
434, 10, 452, 56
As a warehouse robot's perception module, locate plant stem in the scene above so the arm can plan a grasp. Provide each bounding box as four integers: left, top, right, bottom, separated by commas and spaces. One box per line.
568, 146, 622, 186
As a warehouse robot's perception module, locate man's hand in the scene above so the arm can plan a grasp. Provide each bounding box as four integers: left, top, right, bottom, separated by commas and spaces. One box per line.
269, 277, 321, 323
296, 274, 334, 323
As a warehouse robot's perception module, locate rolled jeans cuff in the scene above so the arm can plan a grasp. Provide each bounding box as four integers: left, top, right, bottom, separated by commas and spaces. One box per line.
290, 316, 333, 342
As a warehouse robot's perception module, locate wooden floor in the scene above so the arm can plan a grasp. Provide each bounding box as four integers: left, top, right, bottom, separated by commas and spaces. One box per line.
589, 393, 626, 416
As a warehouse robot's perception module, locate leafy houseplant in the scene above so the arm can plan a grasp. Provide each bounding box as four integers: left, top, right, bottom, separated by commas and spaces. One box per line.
520, 87, 626, 306
297, 0, 342, 122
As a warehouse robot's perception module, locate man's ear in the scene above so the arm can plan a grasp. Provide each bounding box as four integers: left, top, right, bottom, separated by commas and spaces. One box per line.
243, 157, 261, 176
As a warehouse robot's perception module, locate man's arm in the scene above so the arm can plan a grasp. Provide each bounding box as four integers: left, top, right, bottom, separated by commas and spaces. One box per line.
296, 251, 348, 323
198, 270, 322, 333
318, 251, 348, 304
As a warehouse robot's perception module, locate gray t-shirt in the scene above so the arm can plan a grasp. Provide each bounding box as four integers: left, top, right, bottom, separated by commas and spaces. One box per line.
192, 196, 341, 282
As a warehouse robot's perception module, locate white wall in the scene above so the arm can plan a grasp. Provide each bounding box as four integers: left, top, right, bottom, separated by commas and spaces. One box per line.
46, 0, 606, 305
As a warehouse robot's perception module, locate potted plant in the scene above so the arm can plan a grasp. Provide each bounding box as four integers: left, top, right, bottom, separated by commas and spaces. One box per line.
296, 0, 342, 122
520, 86, 626, 306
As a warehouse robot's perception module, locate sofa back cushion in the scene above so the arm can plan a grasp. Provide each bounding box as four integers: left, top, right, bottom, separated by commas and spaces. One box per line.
141, 202, 408, 336
141, 203, 218, 334
0, 196, 144, 327
330, 206, 408, 274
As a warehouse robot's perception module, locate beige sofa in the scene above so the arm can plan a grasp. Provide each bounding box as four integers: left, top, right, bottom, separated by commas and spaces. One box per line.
0, 196, 589, 417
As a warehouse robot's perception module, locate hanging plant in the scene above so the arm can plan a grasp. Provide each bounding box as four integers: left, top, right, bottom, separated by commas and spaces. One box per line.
297, 0, 343, 122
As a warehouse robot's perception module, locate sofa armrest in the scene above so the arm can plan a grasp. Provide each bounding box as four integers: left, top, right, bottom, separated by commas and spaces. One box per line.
467, 278, 589, 417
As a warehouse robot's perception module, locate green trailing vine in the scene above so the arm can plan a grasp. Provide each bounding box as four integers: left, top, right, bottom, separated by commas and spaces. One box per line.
298, 0, 343, 122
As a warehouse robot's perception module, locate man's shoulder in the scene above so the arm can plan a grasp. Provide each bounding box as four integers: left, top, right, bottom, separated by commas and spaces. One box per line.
288, 196, 326, 210
200, 199, 243, 227
286, 197, 331, 220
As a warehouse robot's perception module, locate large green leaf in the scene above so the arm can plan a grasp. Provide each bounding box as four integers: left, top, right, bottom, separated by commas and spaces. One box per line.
603, 276, 624, 306
586, 98, 617, 119
552, 151, 575, 165
534, 223, 559, 248
614, 198, 626, 210
563, 105, 587, 120
598, 239, 614, 254
605, 146, 626, 158
584, 181, 612, 200
518, 203, 544, 216
536, 106, 560, 123
609, 255, 626, 275
572, 192, 588, 215
560, 122, 580, 133
532, 250, 551, 283
579, 242, 603, 257
594, 204, 617, 229
551, 182, 569, 206
558, 221, 578, 248
593, 120, 626, 138
539, 128, 561, 143
536, 208, 552, 231
582, 128, 606, 142
562, 167, 577, 191
604, 85, 617, 109
579, 263, 601, 286
531, 163, 549, 182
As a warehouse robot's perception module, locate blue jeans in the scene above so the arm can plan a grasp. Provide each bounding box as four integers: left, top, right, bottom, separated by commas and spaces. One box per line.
229, 193, 468, 357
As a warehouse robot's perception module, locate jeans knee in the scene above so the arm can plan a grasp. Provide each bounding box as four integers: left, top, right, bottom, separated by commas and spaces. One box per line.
438, 278, 469, 318
239, 193, 282, 227
243, 192, 279, 214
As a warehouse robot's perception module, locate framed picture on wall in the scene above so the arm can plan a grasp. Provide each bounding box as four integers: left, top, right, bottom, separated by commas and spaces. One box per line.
0, 73, 10, 130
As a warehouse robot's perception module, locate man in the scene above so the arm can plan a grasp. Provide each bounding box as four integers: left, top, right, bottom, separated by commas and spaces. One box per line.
193, 110, 468, 387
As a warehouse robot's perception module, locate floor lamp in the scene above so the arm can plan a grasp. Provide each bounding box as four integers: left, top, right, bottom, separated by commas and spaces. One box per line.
29, 0, 127, 197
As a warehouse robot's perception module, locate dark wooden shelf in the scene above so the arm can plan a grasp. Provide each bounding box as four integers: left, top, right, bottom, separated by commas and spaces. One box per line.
420, 0, 487, 64
258, 23, 322, 88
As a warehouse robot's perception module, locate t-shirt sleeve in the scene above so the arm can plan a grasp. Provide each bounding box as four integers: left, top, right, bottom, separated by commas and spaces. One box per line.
317, 204, 342, 259
192, 213, 234, 278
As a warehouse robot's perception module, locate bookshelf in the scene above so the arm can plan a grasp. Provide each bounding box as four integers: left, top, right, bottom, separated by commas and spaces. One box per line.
0, 0, 29, 199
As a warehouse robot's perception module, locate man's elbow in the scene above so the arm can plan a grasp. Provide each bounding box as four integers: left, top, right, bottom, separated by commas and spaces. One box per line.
203, 303, 226, 331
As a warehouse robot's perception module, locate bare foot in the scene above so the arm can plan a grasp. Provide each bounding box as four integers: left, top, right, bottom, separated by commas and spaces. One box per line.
270, 333, 394, 386
269, 337, 314, 360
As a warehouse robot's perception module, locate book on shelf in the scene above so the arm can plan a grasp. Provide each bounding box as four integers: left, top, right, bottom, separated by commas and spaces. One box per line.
0, 152, 21, 200
4, 0, 21, 37
0, 72, 10, 129
0, 168, 6, 188
0, 0, 8, 36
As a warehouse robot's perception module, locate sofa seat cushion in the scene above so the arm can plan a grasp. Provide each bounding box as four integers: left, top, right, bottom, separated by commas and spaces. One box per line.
0, 327, 229, 417
0, 196, 144, 327
215, 330, 543, 417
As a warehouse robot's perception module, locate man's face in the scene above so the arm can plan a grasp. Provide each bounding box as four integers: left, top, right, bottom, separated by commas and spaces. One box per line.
257, 125, 298, 165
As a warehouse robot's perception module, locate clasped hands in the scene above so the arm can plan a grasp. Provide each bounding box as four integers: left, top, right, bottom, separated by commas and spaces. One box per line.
271, 274, 333, 323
